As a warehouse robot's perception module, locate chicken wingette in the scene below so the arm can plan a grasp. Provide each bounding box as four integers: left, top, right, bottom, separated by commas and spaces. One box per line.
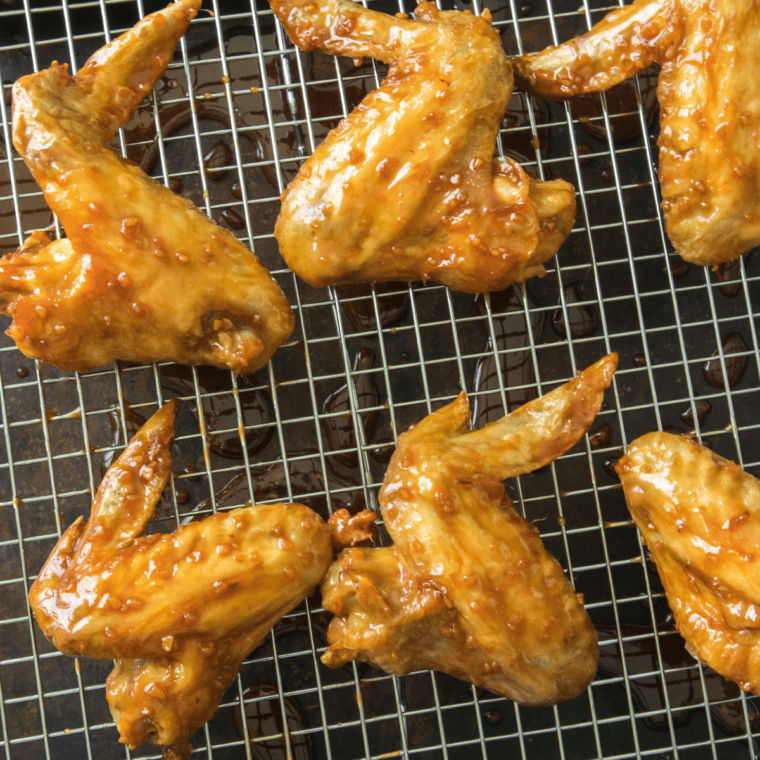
3, 0, 293, 373
618, 432, 760, 696
269, 0, 576, 293
513, 0, 760, 266
322, 354, 618, 705
28, 401, 331, 760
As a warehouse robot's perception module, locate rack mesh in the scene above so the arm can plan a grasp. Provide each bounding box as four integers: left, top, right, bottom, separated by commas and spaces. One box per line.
1, 0, 760, 758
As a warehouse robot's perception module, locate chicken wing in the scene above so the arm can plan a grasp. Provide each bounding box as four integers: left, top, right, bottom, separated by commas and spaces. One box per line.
3, 0, 294, 373
28, 401, 332, 760
268, 0, 576, 293
513, 0, 760, 267
618, 432, 760, 696
322, 353, 617, 705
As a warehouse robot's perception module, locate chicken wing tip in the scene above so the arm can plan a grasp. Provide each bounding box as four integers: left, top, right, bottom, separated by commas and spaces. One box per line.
145, 398, 180, 434
96, 399, 178, 493
582, 351, 618, 389
590, 351, 618, 375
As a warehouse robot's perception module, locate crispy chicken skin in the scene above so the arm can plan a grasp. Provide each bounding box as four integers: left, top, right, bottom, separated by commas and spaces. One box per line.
513, 0, 760, 266
28, 401, 332, 760
269, 0, 576, 293
322, 353, 618, 705
618, 432, 760, 696
4, 0, 294, 373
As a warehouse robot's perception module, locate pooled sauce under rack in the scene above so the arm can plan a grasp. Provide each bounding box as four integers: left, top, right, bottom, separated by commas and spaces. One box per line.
1, 0, 759, 758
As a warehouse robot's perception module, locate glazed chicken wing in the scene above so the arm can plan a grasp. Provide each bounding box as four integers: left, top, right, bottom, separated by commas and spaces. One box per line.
3, 0, 294, 373
268, 0, 576, 293
618, 432, 760, 695
513, 0, 760, 266
28, 401, 331, 760
322, 353, 618, 705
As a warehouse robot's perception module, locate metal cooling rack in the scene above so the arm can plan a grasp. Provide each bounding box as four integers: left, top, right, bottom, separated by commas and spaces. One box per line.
1, 0, 760, 758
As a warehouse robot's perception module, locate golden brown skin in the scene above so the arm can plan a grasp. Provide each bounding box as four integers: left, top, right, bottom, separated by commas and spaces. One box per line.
269, 0, 576, 293
322, 354, 618, 705
513, 0, 760, 266
618, 432, 760, 696
28, 401, 332, 760
4, 0, 294, 373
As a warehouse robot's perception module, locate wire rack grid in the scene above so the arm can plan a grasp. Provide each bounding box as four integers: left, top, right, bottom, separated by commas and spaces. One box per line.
1, 0, 760, 758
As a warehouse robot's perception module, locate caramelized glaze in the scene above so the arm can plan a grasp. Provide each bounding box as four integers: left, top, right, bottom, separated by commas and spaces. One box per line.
618, 432, 760, 696
269, 0, 576, 293
513, 0, 760, 266
322, 354, 618, 705
3, 0, 293, 373
28, 401, 331, 759
328, 508, 377, 549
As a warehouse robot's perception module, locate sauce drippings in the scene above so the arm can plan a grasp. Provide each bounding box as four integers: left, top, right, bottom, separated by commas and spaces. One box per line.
679, 399, 712, 428
597, 623, 760, 738
589, 422, 611, 449
185, 449, 366, 525
703, 333, 747, 389
551, 283, 597, 339
603, 449, 625, 480
712, 258, 742, 297
570, 67, 658, 143
502, 91, 549, 169
321, 348, 378, 468
233, 683, 311, 760
335, 282, 409, 332
471, 285, 544, 426
159, 364, 274, 459
101, 403, 147, 476
663, 257, 689, 278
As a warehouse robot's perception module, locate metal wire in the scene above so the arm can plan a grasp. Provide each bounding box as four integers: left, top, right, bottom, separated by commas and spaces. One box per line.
1, 0, 760, 758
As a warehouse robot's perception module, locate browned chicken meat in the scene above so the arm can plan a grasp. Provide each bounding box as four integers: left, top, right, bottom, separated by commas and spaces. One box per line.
618, 432, 760, 696
3, 0, 293, 373
513, 0, 760, 267
268, 0, 576, 293
28, 401, 331, 760
321, 353, 618, 705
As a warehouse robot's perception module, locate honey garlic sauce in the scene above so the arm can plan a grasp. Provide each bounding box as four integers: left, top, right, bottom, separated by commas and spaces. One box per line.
618, 432, 760, 607
377, 395, 599, 707
41, 503, 331, 661
270, 0, 575, 292
514, 0, 760, 266
322, 355, 616, 706
29, 399, 332, 662
328, 508, 377, 549
513, 0, 680, 99
656, 0, 760, 265
4, 0, 293, 373
29, 398, 332, 760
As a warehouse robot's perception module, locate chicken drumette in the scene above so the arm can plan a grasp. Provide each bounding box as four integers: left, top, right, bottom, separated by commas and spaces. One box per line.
513, 0, 760, 267
268, 0, 576, 293
3, 0, 293, 373
618, 432, 760, 696
28, 401, 331, 760
322, 354, 617, 705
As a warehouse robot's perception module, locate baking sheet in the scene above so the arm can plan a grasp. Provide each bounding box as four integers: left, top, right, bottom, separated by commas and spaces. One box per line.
1, 0, 759, 757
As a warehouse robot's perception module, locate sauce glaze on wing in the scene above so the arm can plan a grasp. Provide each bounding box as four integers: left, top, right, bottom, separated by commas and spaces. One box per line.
322, 354, 618, 705
3, 0, 293, 373
269, 0, 576, 293
618, 432, 760, 695
513, 0, 760, 266
28, 401, 331, 760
